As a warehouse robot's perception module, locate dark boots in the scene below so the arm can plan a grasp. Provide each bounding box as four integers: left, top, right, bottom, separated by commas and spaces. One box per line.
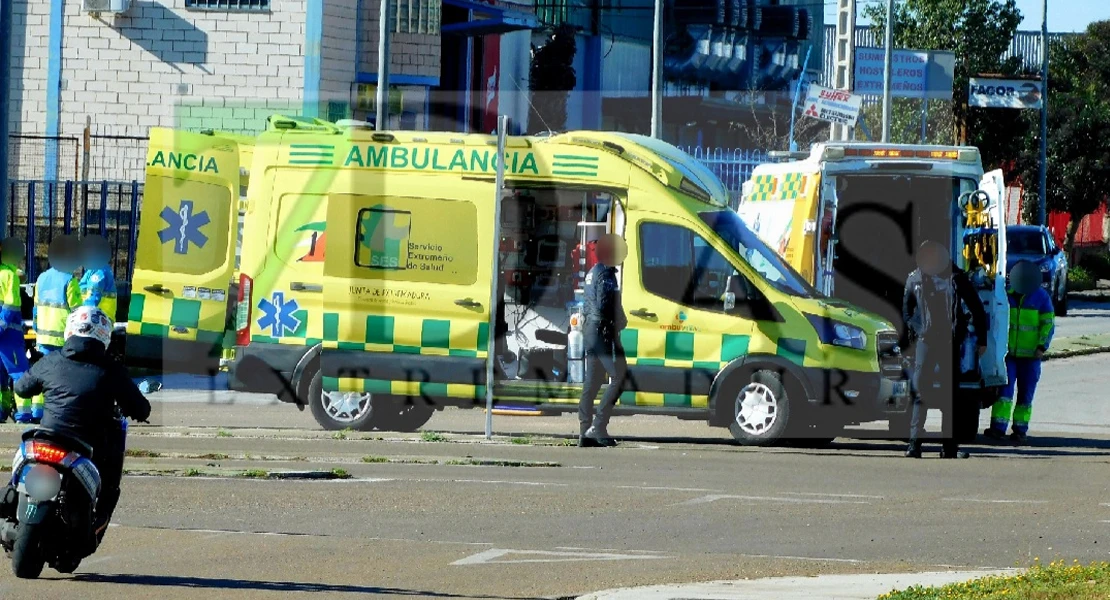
578, 419, 617, 447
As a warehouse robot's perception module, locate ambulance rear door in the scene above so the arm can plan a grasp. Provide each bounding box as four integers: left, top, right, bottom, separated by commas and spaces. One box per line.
978, 168, 1008, 387
125, 128, 240, 375
735, 168, 823, 286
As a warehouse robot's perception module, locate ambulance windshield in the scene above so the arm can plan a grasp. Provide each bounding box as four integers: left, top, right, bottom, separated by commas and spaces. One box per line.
698, 210, 819, 298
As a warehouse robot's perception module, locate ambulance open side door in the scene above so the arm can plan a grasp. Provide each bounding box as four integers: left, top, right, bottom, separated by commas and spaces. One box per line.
125, 128, 240, 376
977, 168, 1008, 388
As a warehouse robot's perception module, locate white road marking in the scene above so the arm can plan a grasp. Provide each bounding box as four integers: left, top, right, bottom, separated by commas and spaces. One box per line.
736, 553, 865, 564
616, 485, 722, 493
783, 492, 885, 500
943, 498, 1049, 504
677, 494, 873, 506
451, 548, 669, 566
117, 524, 494, 546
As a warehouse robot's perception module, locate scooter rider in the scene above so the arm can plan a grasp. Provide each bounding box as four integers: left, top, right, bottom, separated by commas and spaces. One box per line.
13, 306, 150, 552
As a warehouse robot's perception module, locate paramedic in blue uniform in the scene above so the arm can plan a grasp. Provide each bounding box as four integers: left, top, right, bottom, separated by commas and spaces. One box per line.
577, 234, 628, 448
79, 235, 118, 322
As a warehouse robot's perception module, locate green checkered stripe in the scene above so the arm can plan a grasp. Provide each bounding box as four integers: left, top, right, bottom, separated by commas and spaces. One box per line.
125, 293, 224, 345
322, 376, 488, 399
320, 313, 489, 358
616, 328, 808, 406
748, 172, 808, 202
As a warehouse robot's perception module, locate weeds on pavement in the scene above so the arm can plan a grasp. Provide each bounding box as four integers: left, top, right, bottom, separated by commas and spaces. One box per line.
879, 560, 1110, 599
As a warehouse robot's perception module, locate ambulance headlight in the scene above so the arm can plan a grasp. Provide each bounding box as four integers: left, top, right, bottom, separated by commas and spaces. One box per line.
806, 315, 868, 350
23, 464, 62, 502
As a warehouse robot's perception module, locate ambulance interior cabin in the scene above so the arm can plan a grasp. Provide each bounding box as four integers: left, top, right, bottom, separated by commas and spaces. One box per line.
494, 187, 623, 384
828, 172, 991, 349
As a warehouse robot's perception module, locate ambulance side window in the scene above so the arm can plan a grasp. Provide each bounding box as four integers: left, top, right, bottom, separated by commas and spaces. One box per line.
640, 222, 736, 313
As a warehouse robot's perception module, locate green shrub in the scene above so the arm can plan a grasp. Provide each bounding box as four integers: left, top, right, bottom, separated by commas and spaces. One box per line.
879, 560, 1110, 599
1068, 265, 1097, 291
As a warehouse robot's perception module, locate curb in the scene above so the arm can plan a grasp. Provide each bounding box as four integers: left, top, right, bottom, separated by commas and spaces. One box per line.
1044, 345, 1110, 361
575, 569, 1019, 600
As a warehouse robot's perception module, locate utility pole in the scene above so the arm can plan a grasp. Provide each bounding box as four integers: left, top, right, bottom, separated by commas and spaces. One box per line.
880, 0, 894, 142
375, 0, 392, 130
650, 0, 663, 138
831, 0, 856, 141
1038, 0, 1048, 226
0, 0, 12, 237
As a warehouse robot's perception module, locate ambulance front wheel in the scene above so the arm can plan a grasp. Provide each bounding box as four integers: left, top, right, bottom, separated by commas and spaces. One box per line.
727, 369, 793, 446
307, 371, 378, 431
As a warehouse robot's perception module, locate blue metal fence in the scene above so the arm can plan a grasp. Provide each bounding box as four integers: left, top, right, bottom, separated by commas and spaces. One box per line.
679, 146, 766, 203
7, 180, 142, 284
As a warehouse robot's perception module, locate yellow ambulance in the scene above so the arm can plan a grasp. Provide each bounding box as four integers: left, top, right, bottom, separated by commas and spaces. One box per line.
737, 143, 1011, 399
125, 116, 909, 445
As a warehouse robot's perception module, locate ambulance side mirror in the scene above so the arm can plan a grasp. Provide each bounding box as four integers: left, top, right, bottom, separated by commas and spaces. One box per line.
723, 274, 748, 312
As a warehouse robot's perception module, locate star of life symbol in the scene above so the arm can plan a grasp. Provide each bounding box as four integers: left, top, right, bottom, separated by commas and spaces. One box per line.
257, 291, 302, 338
158, 199, 211, 255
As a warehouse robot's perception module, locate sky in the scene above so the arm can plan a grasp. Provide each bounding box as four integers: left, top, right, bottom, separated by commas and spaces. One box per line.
824, 0, 1110, 33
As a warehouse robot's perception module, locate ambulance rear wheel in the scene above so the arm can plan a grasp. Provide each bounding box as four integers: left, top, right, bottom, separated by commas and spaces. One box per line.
373, 398, 435, 433
727, 370, 792, 446
307, 371, 377, 431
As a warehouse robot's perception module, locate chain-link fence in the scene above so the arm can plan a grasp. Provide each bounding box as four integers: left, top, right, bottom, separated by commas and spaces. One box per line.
7, 135, 81, 182
87, 123, 149, 183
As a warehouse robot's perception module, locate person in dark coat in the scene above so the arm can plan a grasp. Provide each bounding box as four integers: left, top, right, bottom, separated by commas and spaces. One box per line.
577, 234, 628, 447
12, 305, 151, 550
902, 240, 989, 459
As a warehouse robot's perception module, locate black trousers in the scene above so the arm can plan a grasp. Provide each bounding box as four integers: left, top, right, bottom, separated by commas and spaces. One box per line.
578, 333, 627, 434
909, 338, 978, 451
90, 431, 125, 542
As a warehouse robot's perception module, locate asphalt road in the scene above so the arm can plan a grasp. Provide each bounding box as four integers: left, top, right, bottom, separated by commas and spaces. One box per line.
1054, 300, 1110, 340
0, 353, 1105, 599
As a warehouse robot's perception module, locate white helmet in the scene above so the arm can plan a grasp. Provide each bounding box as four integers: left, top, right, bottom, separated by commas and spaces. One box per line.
64, 306, 113, 348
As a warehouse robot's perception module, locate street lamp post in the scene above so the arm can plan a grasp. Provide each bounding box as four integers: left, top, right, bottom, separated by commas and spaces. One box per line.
376, 0, 392, 130
1038, 0, 1048, 226
650, 0, 663, 138
880, 0, 894, 142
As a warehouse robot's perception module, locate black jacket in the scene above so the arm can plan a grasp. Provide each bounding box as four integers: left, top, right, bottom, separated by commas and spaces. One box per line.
14, 337, 151, 449
903, 263, 989, 347
582, 263, 627, 338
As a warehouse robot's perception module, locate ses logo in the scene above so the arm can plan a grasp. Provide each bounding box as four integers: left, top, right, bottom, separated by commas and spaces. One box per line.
661, 311, 698, 332
358, 207, 412, 269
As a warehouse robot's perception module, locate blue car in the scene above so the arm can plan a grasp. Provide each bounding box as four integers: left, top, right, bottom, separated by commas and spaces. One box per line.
1005, 225, 1069, 316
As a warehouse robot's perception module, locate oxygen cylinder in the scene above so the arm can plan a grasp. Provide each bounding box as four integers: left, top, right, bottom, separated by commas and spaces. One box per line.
567, 312, 585, 384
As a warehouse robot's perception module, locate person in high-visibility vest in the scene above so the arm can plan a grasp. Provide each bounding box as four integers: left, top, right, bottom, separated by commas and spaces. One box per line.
79, 235, 117, 322
0, 237, 31, 423
984, 260, 1055, 445
29, 235, 83, 422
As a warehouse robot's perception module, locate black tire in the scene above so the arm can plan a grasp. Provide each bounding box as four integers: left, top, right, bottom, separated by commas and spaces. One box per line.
12, 520, 46, 579
374, 398, 435, 433
307, 370, 378, 431
726, 370, 793, 446
1055, 280, 1068, 317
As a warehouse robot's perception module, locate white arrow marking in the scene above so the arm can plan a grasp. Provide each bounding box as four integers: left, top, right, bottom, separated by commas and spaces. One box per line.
451, 548, 668, 566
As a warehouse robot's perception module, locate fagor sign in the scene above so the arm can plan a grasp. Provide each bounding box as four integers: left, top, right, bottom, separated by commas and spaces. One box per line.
969, 78, 1043, 109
